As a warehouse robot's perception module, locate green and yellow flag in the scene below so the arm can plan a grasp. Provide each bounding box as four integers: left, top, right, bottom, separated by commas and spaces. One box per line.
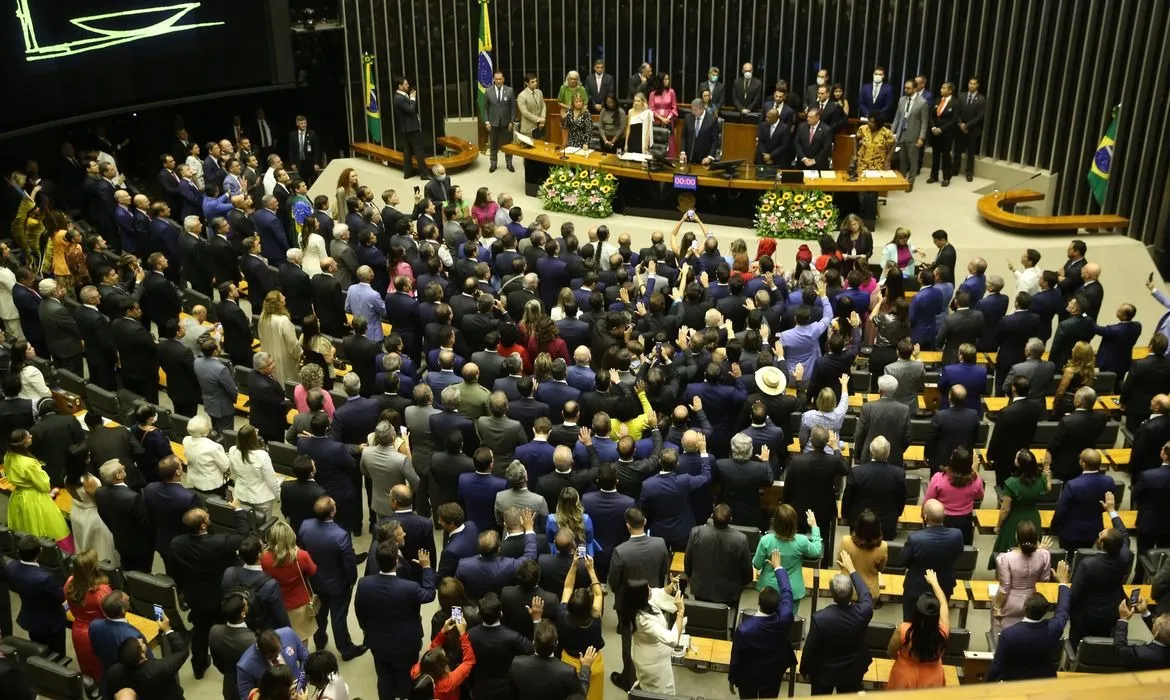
476, 0, 493, 121
363, 53, 382, 144
1087, 105, 1118, 207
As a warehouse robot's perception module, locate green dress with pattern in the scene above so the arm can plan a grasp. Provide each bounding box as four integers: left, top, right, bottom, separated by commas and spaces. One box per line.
989, 474, 1048, 568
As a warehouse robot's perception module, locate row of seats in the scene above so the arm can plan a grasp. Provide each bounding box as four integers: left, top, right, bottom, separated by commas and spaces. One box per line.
844, 366, 1119, 398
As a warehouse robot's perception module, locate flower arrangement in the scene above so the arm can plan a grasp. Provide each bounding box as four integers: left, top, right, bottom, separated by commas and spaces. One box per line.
753, 188, 838, 240
537, 166, 618, 218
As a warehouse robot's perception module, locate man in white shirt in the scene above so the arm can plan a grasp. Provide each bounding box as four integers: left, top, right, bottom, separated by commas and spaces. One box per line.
262, 154, 283, 197
1007, 248, 1043, 295
0, 243, 21, 341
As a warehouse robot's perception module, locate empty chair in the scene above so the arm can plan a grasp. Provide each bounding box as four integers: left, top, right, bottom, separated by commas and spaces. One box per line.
905, 474, 922, 505
0, 525, 14, 555
953, 546, 979, 580
220, 429, 238, 450
909, 419, 932, 444
784, 616, 807, 696
1047, 548, 1068, 569
1140, 549, 1170, 581
328, 389, 347, 408
182, 289, 217, 322
55, 369, 87, 398
1036, 479, 1063, 508
885, 542, 906, 575
206, 496, 258, 536
1092, 372, 1117, 395
683, 599, 732, 640
730, 525, 762, 560
169, 413, 193, 442
849, 370, 870, 394
268, 441, 299, 476
1098, 422, 1121, 448
840, 414, 858, 441
975, 422, 990, 447
866, 621, 897, 659
943, 628, 972, 665
24, 656, 89, 700
233, 365, 254, 394
284, 380, 299, 402
99, 561, 126, 592
1065, 637, 1128, 673
123, 570, 182, 620
84, 384, 121, 422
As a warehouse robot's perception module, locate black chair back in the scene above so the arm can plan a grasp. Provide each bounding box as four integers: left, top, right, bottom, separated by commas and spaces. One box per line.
943, 628, 971, 665
683, 600, 731, 640
28, 355, 55, 385
284, 380, 299, 402
55, 369, 87, 397
269, 441, 299, 476
905, 474, 922, 505
1070, 637, 1127, 672
84, 384, 121, 421
885, 542, 906, 575
909, 419, 932, 444
1036, 479, 1063, 507
730, 525, 762, 559
1071, 548, 1102, 576
221, 429, 239, 450
866, 621, 897, 659
953, 546, 979, 580
206, 496, 255, 535
1032, 421, 1060, 446
123, 571, 182, 618
170, 413, 193, 442
25, 656, 86, 700
234, 365, 254, 394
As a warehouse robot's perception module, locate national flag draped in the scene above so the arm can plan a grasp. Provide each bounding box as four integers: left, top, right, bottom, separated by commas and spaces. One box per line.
363, 53, 382, 144
1087, 105, 1118, 207
476, 0, 494, 121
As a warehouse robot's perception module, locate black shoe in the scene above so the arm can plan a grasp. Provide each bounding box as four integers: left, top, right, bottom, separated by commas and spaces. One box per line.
355, 552, 369, 566
942, 179, 950, 187
906, 181, 914, 192
340, 645, 368, 662
193, 666, 207, 680
314, 638, 328, 652
489, 164, 498, 173
966, 173, 973, 182
610, 672, 630, 691
506, 162, 515, 172
926, 177, 939, 184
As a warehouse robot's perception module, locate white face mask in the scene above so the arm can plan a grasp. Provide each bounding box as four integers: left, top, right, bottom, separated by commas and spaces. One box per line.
743, 72, 752, 80
816, 77, 826, 85
873, 74, 883, 83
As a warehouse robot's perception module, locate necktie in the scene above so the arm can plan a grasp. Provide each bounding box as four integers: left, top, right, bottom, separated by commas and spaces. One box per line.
968, 93, 974, 105
497, 87, 502, 101
299, 131, 305, 159
936, 98, 945, 116
808, 125, 815, 144
820, 101, 825, 112
873, 86, 879, 101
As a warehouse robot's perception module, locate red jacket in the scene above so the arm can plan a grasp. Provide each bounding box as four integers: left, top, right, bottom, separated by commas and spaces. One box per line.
411, 631, 475, 700
259, 549, 318, 609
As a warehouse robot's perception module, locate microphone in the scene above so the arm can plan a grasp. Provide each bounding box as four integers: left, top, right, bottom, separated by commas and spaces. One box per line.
998, 171, 1042, 202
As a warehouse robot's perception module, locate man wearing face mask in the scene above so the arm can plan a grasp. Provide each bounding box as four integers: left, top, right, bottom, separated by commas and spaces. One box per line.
892, 79, 929, 191
697, 66, 725, 111
804, 67, 830, 111
859, 65, 896, 123
732, 62, 763, 115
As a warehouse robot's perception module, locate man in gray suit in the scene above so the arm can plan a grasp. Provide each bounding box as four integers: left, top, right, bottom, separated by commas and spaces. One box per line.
37, 279, 84, 374
484, 71, 516, 173
193, 337, 239, 432
891, 79, 928, 190
608, 507, 670, 691
1002, 337, 1057, 402
884, 339, 926, 417
328, 224, 358, 290
404, 385, 441, 519
360, 421, 419, 520
477, 392, 528, 475
853, 375, 911, 466
936, 290, 986, 365
494, 461, 549, 529
684, 503, 753, 608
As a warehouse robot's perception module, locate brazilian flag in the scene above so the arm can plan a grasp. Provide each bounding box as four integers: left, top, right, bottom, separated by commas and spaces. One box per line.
476, 0, 493, 121
363, 53, 382, 144
1087, 106, 1118, 207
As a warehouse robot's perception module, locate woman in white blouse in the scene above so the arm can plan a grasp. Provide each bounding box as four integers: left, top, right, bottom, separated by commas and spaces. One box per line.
227, 425, 283, 521
300, 215, 328, 277
182, 415, 231, 498
617, 578, 685, 694
12, 340, 51, 408
184, 142, 205, 189
623, 93, 654, 154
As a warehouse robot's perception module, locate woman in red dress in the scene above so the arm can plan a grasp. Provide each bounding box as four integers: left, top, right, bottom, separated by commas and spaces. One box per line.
64, 550, 113, 681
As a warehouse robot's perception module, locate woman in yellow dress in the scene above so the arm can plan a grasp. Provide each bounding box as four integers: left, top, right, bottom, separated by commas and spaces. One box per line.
855, 114, 896, 223
9, 173, 45, 268
3, 429, 73, 551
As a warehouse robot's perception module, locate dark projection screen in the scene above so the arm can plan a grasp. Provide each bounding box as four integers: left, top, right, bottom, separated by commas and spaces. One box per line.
0, 0, 280, 133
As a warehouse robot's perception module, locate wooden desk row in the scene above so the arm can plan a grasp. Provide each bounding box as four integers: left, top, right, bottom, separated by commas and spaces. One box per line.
898, 505, 1138, 533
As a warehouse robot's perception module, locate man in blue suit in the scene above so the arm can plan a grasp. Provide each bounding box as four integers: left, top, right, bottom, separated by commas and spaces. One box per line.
253, 195, 288, 265
436, 503, 481, 578
957, 258, 987, 305
426, 356, 464, 408
1052, 448, 1119, 552
455, 513, 538, 598
235, 628, 308, 700
910, 269, 945, 348
240, 237, 278, 309
993, 293, 1043, 383
639, 439, 712, 551
534, 359, 581, 416
297, 413, 362, 536
514, 418, 557, 482
377, 485, 437, 582
682, 363, 748, 456
89, 590, 151, 680
177, 165, 203, 221
1135, 446, 1170, 572
858, 66, 896, 122
729, 566, 795, 699
974, 275, 1009, 351
430, 384, 479, 455
356, 542, 437, 699
924, 388, 981, 475
1094, 303, 1142, 380
798, 551, 874, 694
566, 349, 596, 394
144, 456, 200, 576
899, 499, 964, 621
536, 243, 570, 310
298, 496, 366, 661
1069, 493, 1133, 647
582, 463, 635, 579
4, 537, 68, 656
556, 305, 592, 356
458, 449, 508, 534
1114, 597, 1170, 669
938, 344, 988, 416
1029, 271, 1064, 342
148, 203, 182, 268
987, 561, 1071, 680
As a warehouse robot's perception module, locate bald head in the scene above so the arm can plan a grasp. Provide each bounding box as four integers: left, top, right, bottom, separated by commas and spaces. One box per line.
523, 273, 539, 290
132, 193, 150, 210
462, 363, 480, 383
115, 190, 131, 205
1083, 262, 1101, 281
553, 446, 573, 471
923, 499, 945, 524
1154, 394, 1170, 414
681, 430, 700, 453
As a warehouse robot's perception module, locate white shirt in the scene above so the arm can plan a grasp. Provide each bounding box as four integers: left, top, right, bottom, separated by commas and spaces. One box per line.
183, 435, 231, 491
0, 266, 17, 319
228, 446, 283, 504
1014, 266, 1041, 296
263, 168, 277, 197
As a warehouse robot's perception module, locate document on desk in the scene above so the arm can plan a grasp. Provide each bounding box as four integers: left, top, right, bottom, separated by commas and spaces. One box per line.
818, 171, 839, 179
803, 169, 820, 179
619, 152, 651, 163
564, 147, 593, 156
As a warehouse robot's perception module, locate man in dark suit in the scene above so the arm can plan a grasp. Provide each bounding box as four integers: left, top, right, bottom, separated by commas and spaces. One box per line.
1047, 388, 1108, 483
584, 59, 615, 112
1002, 337, 1057, 401
853, 376, 912, 467
342, 317, 381, 399
297, 414, 362, 536
783, 427, 848, 557
1050, 294, 1096, 370
157, 320, 200, 418
455, 523, 538, 600
1121, 334, 1170, 431
1078, 262, 1105, 321
536, 444, 599, 511
841, 436, 906, 540
1053, 449, 1118, 555
951, 77, 986, 181
393, 76, 428, 179
12, 269, 44, 356
936, 290, 985, 364
221, 536, 290, 631
606, 507, 670, 690
1094, 303, 1141, 380
469, 591, 535, 700
799, 552, 874, 694
36, 279, 84, 374
436, 503, 480, 578
277, 250, 313, 324
684, 504, 753, 606
755, 108, 792, 166
731, 62, 763, 113
987, 561, 1071, 680
794, 109, 834, 169
715, 432, 776, 529
1132, 397, 1170, 492
234, 628, 308, 700
993, 293, 1043, 383
89, 590, 150, 681
680, 99, 722, 165
253, 196, 287, 266
208, 596, 256, 700
1114, 597, 1170, 669
508, 621, 590, 698
215, 282, 253, 369
95, 460, 155, 573
924, 386, 980, 473
179, 218, 215, 296
1068, 492, 1133, 647
580, 463, 634, 578
105, 617, 189, 700
728, 571, 796, 699
248, 352, 291, 443
241, 237, 279, 311
111, 299, 160, 403
281, 457, 327, 537
288, 116, 323, 186
858, 66, 896, 122
810, 84, 846, 133
144, 457, 200, 576
299, 496, 366, 660
312, 264, 349, 337
1057, 240, 1088, 300
140, 253, 182, 334
210, 214, 243, 283
986, 377, 1043, 484
1134, 444, 1170, 578
501, 560, 558, 640
899, 500, 964, 620
28, 399, 84, 487
170, 506, 247, 678
639, 442, 711, 552
4, 537, 68, 655
356, 542, 436, 699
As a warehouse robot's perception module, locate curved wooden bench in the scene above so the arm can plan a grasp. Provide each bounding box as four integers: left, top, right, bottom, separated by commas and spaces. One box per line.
351, 137, 479, 173
977, 189, 1129, 233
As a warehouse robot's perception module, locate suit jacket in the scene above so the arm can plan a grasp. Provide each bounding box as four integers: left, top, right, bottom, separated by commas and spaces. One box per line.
468, 622, 534, 700
1121, 355, 1170, 425
606, 534, 670, 608
170, 526, 245, 611
235, 628, 306, 700
731, 77, 764, 112
332, 396, 380, 447
1131, 415, 1170, 495
304, 274, 346, 339
139, 271, 182, 333
1069, 515, 1132, 642
277, 263, 313, 323
1048, 410, 1108, 482
179, 231, 214, 294
892, 94, 929, 143
684, 524, 753, 604
729, 574, 797, 690
194, 356, 238, 418
38, 298, 83, 360
393, 91, 422, 133
280, 478, 326, 537
328, 238, 358, 290
972, 292, 1009, 351
216, 300, 252, 367
929, 95, 958, 137
209, 622, 255, 700
248, 372, 291, 442
956, 91, 987, 135
4, 561, 67, 636
986, 398, 1042, 479
901, 525, 964, 603
508, 654, 584, 700
908, 285, 946, 345
987, 585, 1069, 680
994, 311, 1043, 378
178, 179, 202, 220
12, 285, 43, 350
158, 339, 201, 409
714, 457, 775, 527
500, 584, 557, 639
106, 630, 189, 700
1026, 288, 1062, 343
90, 617, 150, 674
457, 471, 508, 534
477, 415, 528, 474
583, 72, 615, 110
798, 572, 874, 683
755, 119, 792, 165
858, 82, 896, 122
253, 209, 287, 265
288, 129, 323, 170
1078, 281, 1104, 322
484, 84, 516, 128
640, 461, 712, 548
221, 566, 289, 631
1112, 617, 1170, 670
454, 535, 537, 599
841, 461, 905, 539
87, 425, 145, 487
681, 111, 722, 162
794, 122, 834, 169
782, 451, 848, 531
437, 522, 480, 579
1135, 465, 1170, 537
341, 334, 380, 397
299, 518, 357, 595
1052, 471, 1118, 544
28, 413, 85, 487
209, 235, 242, 286
936, 308, 985, 364
1050, 314, 1096, 370
811, 98, 846, 133
581, 489, 634, 554
241, 254, 278, 309
144, 481, 200, 559
1095, 320, 1142, 379
355, 566, 437, 656
853, 397, 911, 467
95, 484, 154, 559
1002, 357, 1057, 400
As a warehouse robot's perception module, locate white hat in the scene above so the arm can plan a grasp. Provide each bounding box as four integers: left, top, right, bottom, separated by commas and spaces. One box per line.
755, 365, 787, 396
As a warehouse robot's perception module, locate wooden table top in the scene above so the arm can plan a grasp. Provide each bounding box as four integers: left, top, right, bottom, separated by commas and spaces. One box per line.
0, 477, 74, 514
801, 568, 969, 603
966, 580, 1154, 606
972, 509, 1137, 532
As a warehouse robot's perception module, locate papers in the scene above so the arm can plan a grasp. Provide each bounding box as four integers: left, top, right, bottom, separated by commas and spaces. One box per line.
619, 151, 650, 162
514, 132, 534, 147
563, 146, 593, 156
863, 170, 900, 178
818, 170, 839, 179
802, 169, 820, 179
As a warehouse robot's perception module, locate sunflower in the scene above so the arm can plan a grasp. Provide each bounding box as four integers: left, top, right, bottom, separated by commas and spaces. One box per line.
793, 194, 806, 204
600, 185, 612, 194
816, 200, 827, 209
781, 191, 793, 201
557, 174, 569, 182
590, 179, 600, 186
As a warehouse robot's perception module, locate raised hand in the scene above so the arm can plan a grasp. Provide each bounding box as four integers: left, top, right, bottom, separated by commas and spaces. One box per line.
527, 596, 545, 621
758, 445, 771, 463
578, 427, 593, 446
794, 363, 805, 382
417, 550, 431, 568
1100, 490, 1116, 513
691, 396, 703, 412
1054, 560, 1070, 585
839, 549, 855, 574
806, 509, 817, 529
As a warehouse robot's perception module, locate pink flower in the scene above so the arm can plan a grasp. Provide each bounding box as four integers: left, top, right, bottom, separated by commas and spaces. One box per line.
816, 220, 827, 229
794, 220, 805, 228
767, 215, 778, 225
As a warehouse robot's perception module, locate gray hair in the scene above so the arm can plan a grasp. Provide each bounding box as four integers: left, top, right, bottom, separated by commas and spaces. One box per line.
691, 98, 705, 110
1025, 338, 1045, 359
987, 275, 1004, 293
502, 505, 523, 531
876, 374, 898, 396
504, 461, 527, 488
799, 270, 817, 288
373, 421, 395, 447
183, 215, 201, 233
869, 435, 891, 461
342, 372, 362, 397
829, 573, 855, 605
286, 247, 303, 263
523, 273, 538, 290
187, 414, 212, 438
99, 459, 124, 485
209, 216, 227, 231
431, 163, 445, 177
252, 352, 272, 371
356, 265, 374, 282
730, 433, 754, 461
441, 384, 462, 409
334, 223, 350, 239
1074, 386, 1097, 409
37, 278, 57, 296
382, 353, 402, 372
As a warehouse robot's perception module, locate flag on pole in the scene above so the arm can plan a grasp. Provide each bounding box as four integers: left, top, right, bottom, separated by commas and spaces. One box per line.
1087, 105, 1118, 207
476, 0, 493, 121
362, 53, 382, 144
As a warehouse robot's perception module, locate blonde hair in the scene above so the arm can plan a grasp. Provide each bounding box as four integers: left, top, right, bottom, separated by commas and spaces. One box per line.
815, 387, 837, 412
555, 487, 587, 545
261, 290, 287, 318
1066, 341, 1096, 386
533, 352, 553, 382
266, 520, 299, 566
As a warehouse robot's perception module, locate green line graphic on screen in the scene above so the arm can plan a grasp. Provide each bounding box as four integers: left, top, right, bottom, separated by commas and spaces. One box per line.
15, 0, 224, 61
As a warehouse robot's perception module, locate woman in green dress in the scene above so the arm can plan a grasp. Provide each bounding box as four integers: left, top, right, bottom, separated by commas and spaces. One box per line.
989, 450, 1051, 568
753, 503, 822, 601
4, 429, 73, 551
557, 71, 588, 114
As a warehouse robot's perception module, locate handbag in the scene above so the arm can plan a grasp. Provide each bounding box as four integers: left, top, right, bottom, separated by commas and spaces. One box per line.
294, 552, 321, 616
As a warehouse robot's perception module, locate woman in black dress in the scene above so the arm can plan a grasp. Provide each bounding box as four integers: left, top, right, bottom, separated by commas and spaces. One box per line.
563, 94, 594, 149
